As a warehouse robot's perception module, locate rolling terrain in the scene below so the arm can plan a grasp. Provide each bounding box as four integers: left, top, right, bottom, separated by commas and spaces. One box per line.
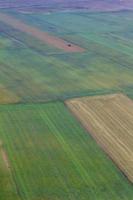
0, 10, 133, 103
0, 0, 133, 12
0, 2, 133, 200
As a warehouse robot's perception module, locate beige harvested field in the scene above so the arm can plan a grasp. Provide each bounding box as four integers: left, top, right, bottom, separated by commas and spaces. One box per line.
0, 13, 85, 52
66, 93, 133, 183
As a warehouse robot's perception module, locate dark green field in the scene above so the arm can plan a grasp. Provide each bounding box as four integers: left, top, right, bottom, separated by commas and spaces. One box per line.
0, 102, 133, 200
0, 10, 133, 103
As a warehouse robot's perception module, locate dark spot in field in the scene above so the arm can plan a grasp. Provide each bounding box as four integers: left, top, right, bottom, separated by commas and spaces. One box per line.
68, 44, 72, 47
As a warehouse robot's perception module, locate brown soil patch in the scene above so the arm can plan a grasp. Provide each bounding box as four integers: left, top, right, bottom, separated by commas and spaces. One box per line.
0, 85, 20, 104
66, 93, 133, 183
0, 13, 85, 52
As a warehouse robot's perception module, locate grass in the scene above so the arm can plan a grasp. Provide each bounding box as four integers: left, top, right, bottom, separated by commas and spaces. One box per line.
0, 10, 132, 103
0, 102, 132, 199
0, 141, 20, 200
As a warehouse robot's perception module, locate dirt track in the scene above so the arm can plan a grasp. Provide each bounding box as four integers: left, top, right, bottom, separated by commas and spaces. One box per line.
0, 140, 10, 169
66, 94, 133, 183
0, 13, 85, 52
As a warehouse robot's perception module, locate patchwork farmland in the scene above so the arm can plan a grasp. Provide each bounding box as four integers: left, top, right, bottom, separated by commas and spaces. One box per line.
0, 11, 133, 103
66, 94, 133, 182
0, 102, 133, 200
0, 1, 133, 200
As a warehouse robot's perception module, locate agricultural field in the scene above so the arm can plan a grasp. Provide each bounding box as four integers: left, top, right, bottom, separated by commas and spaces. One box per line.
0, 140, 20, 200
0, 102, 133, 199
0, 10, 133, 103
0, 13, 85, 52
66, 93, 133, 183
0, 0, 133, 12
0, 2, 133, 200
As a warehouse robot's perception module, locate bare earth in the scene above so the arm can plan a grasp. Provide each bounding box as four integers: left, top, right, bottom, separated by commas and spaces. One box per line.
0, 85, 20, 104
66, 94, 133, 183
0, 13, 85, 52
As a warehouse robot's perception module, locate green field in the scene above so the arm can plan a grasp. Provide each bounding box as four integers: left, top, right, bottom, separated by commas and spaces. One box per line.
0, 10, 133, 103
0, 102, 133, 200
0, 8, 133, 200
0, 144, 20, 200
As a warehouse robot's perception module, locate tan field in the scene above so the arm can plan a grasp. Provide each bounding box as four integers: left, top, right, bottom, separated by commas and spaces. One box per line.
66, 93, 133, 183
